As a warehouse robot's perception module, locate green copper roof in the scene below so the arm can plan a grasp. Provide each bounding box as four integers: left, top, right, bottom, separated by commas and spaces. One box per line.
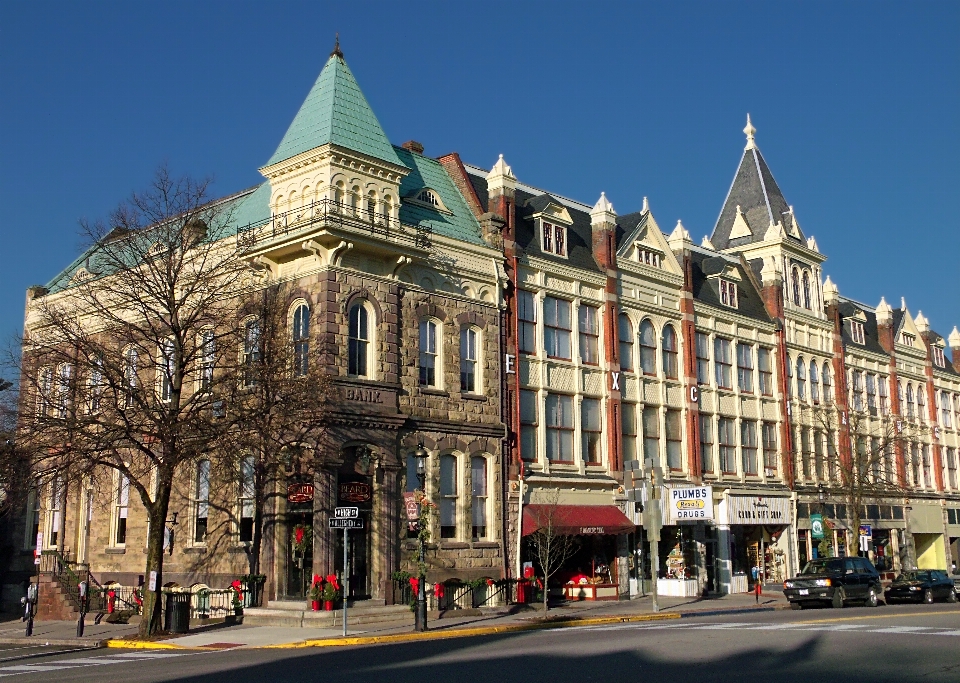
265, 54, 402, 168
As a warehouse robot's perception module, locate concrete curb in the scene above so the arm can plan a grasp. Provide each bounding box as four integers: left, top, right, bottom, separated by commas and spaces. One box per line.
265, 612, 682, 649
104, 639, 198, 650
0, 637, 107, 648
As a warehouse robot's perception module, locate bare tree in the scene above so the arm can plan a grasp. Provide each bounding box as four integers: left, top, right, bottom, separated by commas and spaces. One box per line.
525, 486, 578, 613
16, 166, 251, 637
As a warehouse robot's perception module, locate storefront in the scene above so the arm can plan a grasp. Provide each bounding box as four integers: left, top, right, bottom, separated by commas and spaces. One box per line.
521, 504, 634, 601
716, 492, 792, 594
908, 501, 948, 570
656, 486, 715, 597
947, 506, 960, 576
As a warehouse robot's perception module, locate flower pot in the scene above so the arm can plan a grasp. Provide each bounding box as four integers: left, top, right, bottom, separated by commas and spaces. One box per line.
311, 600, 321, 611
323, 600, 334, 611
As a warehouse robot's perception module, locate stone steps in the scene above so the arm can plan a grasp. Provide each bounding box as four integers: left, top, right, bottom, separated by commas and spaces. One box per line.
243, 603, 414, 628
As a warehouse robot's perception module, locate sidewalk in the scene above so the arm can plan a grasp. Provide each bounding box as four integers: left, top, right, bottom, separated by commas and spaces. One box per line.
0, 589, 788, 650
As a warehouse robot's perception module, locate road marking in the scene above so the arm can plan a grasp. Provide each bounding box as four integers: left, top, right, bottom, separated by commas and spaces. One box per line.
0, 652, 186, 677
686, 623, 762, 629
796, 610, 960, 625
867, 626, 938, 633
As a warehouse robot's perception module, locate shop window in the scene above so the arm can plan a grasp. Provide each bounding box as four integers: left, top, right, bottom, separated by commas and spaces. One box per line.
762, 422, 778, 477
460, 327, 480, 393
517, 290, 537, 355
239, 455, 255, 543
796, 358, 806, 401
581, 398, 602, 464
714, 338, 732, 389
471, 457, 488, 540
621, 403, 638, 463
736, 343, 753, 393
822, 362, 832, 403
661, 326, 679, 379
810, 361, 820, 404
618, 314, 634, 372
797, 503, 809, 519
545, 394, 574, 462
699, 414, 714, 473
348, 302, 371, 377
758, 347, 773, 396
419, 319, 441, 387
643, 406, 660, 466
639, 320, 657, 376
543, 297, 572, 360
194, 459, 210, 543
665, 409, 682, 470
578, 305, 599, 365
520, 390, 538, 461
440, 455, 458, 538
741, 421, 758, 475
113, 473, 129, 546
866, 374, 877, 415
696, 332, 710, 384
292, 303, 310, 377
718, 418, 736, 474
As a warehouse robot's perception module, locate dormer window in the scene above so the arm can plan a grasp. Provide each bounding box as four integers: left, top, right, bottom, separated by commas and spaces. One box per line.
417, 189, 440, 206
933, 346, 946, 368
850, 321, 865, 345
541, 221, 566, 257
719, 279, 738, 308
637, 248, 661, 268
408, 187, 450, 213
900, 332, 916, 347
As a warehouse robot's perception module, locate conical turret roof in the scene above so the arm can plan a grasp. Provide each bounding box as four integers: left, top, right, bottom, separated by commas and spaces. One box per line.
264, 48, 402, 168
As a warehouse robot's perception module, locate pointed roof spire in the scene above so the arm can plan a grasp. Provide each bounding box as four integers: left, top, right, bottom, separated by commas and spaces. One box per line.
823, 276, 839, 305
486, 154, 517, 195
263, 50, 402, 169
876, 297, 893, 325
590, 192, 617, 226
744, 114, 757, 150
668, 220, 692, 246
914, 310, 930, 332
701, 235, 715, 250
642, 196, 650, 212
949, 326, 960, 349
760, 256, 781, 285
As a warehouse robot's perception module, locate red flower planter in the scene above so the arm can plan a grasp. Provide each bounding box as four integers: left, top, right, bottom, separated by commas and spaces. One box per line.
311, 600, 321, 611
323, 600, 334, 611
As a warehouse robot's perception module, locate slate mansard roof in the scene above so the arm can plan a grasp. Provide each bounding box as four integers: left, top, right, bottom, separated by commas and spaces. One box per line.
837, 299, 890, 359
690, 251, 773, 325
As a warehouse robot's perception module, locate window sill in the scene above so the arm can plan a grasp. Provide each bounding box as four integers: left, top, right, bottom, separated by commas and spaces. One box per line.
472, 541, 499, 549
183, 546, 207, 554
105, 547, 126, 555
462, 393, 487, 402
439, 542, 470, 550
420, 388, 449, 397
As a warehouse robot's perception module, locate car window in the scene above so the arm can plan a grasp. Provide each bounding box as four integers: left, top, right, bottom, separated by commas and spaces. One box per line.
917, 571, 932, 582
856, 558, 875, 573
843, 558, 858, 574
801, 559, 844, 575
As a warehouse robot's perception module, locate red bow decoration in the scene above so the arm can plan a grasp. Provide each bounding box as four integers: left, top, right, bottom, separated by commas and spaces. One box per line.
231, 580, 242, 591
409, 577, 419, 593
326, 574, 340, 590
295, 527, 304, 545
434, 582, 445, 598
486, 579, 495, 586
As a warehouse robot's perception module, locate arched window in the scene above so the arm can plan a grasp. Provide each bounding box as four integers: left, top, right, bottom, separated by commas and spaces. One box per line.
159, 339, 174, 403
661, 325, 678, 379
796, 357, 806, 401
383, 195, 393, 222
792, 267, 801, 306
243, 319, 261, 387
334, 182, 345, 209
786, 354, 793, 398
292, 303, 309, 377
906, 383, 915, 420
56, 363, 73, 418
88, 355, 104, 414
917, 387, 926, 422
439, 454, 458, 538
366, 190, 377, 219
124, 347, 139, 407
639, 319, 657, 376
471, 456, 488, 540
194, 459, 210, 543
810, 361, 820, 404
822, 362, 832, 403
618, 314, 634, 372
802, 270, 812, 309
348, 303, 370, 377
460, 326, 480, 393
350, 185, 360, 214
419, 319, 440, 387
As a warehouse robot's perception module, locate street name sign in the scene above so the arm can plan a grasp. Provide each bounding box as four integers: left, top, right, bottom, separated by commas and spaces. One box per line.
329, 518, 364, 529
335, 506, 359, 519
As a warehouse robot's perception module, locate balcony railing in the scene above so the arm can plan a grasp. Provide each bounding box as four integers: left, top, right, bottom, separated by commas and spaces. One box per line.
237, 198, 431, 252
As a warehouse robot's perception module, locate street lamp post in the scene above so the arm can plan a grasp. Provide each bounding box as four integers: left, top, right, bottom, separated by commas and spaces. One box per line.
412, 443, 428, 632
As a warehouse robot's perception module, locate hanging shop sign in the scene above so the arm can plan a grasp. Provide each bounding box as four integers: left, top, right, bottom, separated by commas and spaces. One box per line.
666, 485, 714, 522
725, 494, 791, 525
287, 483, 314, 504
339, 482, 372, 504
810, 513, 825, 539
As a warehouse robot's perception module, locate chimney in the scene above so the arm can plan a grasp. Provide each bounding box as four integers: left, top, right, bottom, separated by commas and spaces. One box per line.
759, 258, 784, 320
876, 297, 895, 354
950, 326, 960, 372
590, 193, 617, 270
401, 140, 424, 154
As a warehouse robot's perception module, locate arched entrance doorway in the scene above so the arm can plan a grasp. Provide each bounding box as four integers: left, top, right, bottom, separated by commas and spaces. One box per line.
335, 445, 376, 600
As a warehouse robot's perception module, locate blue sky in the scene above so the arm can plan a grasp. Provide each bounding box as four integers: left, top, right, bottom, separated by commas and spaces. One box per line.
1, 1, 958, 356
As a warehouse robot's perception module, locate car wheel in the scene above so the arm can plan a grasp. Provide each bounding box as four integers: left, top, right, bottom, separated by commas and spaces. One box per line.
832, 588, 845, 609
923, 588, 934, 604
790, 602, 803, 610
947, 589, 958, 604
865, 587, 878, 607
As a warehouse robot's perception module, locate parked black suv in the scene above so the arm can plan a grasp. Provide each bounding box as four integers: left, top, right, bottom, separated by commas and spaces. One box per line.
784, 557, 882, 609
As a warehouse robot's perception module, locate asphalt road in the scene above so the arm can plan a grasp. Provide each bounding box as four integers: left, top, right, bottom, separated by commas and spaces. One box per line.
0, 604, 958, 683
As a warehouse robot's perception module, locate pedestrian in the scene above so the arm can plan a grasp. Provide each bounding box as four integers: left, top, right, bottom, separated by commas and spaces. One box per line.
751, 564, 761, 603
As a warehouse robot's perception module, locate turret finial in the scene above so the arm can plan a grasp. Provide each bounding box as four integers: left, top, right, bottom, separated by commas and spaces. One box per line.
331, 33, 343, 58
744, 114, 757, 150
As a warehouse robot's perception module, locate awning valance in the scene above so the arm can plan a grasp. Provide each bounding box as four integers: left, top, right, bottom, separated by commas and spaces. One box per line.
521, 504, 635, 537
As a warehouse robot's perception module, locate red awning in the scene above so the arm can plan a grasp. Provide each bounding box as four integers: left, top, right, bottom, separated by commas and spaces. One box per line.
521, 504, 635, 537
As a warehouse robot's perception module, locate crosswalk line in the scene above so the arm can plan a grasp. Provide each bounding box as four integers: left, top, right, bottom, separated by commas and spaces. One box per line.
0, 665, 81, 672
866, 626, 936, 634
686, 623, 761, 629
109, 653, 183, 658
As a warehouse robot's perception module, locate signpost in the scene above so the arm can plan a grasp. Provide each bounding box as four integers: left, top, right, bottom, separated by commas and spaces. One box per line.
330, 507, 363, 636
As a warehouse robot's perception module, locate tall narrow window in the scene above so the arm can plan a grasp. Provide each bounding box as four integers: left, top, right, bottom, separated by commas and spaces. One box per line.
419, 320, 440, 387
718, 418, 736, 473
879, 377, 889, 415
814, 431, 825, 480
822, 363, 832, 403
810, 361, 820, 404
37, 367, 52, 417
545, 394, 574, 462
786, 354, 793, 398
239, 455, 255, 542
917, 388, 926, 422
758, 347, 773, 396
160, 339, 175, 402
292, 304, 309, 377
618, 314, 634, 372
543, 297, 572, 360
25, 489, 40, 551
440, 455, 458, 538
922, 444, 932, 488
243, 319, 261, 387
199, 330, 215, 391
661, 326, 679, 379
910, 442, 920, 487
762, 422, 778, 477
471, 457, 488, 540
665, 409, 683, 470
852, 370, 864, 412
947, 448, 957, 490
720, 280, 738, 308
802, 270, 812, 309
124, 348, 139, 408
581, 398, 602, 464
941, 391, 953, 428
700, 414, 714, 473
933, 347, 946, 368
520, 390, 538, 461
578, 305, 599, 365
714, 338, 732, 389
460, 327, 479, 393
792, 267, 801, 306
195, 459, 210, 543
696, 333, 710, 384
906, 384, 915, 420
517, 290, 537, 354
866, 374, 877, 415
88, 356, 104, 413
827, 432, 838, 482
736, 343, 754, 393
796, 358, 807, 401
643, 406, 660, 466
849, 321, 865, 345
800, 428, 811, 480
114, 473, 129, 546
56, 364, 73, 418
622, 403, 637, 463
47, 476, 64, 547
741, 420, 758, 475
348, 303, 370, 377
639, 320, 657, 375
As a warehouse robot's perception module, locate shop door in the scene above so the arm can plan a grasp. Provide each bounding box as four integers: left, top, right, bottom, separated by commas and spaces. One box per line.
285, 510, 314, 599
704, 539, 717, 593
337, 450, 374, 600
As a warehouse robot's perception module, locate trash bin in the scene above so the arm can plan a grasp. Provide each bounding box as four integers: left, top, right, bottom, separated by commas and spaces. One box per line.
164, 592, 191, 633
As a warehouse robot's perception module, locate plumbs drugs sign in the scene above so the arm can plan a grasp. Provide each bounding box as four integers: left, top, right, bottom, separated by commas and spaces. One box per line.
666, 486, 714, 521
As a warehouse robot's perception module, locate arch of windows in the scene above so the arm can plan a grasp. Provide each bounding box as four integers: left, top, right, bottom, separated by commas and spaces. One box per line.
796, 357, 806, 400
618, 314, 634, 372
792, 267, 802, 306
419, 318, 441, 387
822, 362, 832, 403
638, 319, 657, 376
292, 302, 310, 377
348, 301, 374, 378
661, 325, 678, 379
810, 360, 820, 404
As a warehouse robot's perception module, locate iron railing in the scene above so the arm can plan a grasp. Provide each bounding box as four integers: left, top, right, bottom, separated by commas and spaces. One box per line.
392, 577, 523, 610
237, 198, 432, 252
